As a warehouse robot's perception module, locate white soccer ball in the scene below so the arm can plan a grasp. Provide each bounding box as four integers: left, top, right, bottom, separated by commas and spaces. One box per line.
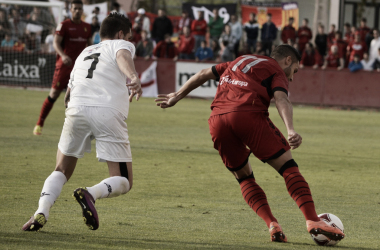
310, 213, 344, 246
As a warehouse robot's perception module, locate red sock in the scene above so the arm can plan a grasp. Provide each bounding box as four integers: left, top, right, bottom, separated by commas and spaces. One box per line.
240, 177, 277, 227
282, 166, 319, 221
37, 96, 55, 127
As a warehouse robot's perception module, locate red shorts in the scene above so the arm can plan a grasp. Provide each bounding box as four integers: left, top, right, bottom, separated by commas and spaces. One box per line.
51, 65, 73, 90
208, 111, 290, 171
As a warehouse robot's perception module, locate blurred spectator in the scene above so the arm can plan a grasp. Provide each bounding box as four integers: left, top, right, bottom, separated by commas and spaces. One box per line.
357, 18, 370, 43
237, 42, 251, 57
347, 33, 367, 62
315, 24, 328, 56
348, 54, 363, 72
0, 9, 10, 41
177, 26, 195, 60
153, 34, 178, 60
25, 32, 41, 54
360, 52, 374, 71
195, 40, 213, 62
62, 0, 71, 20
87, 7, 103, 24
92, 32, 100, 44
1, 32, 14, 48
327, 24, 336, 47
365, 29, 374, 53
29, 7, 55, 42
332, 31, 347, 67
369, 29, 380, 60
260, 13, 277, 56
152, 9, 173, 43
208, 8, 224, 42
219, 24, 237, 58
350, 26, 357, 42
219, 40, 233, 62
297, 18, 312, 54
254, 41, 266, 56
9, 8, 26, 41
44, 27, 55, 53
372, 48, 380, 72
177, 11, 192, 36
191, 11, 207, 53
281, 17, 296, 44
26, 13, 43, 38
300, 42, 321, 68
110, 2, 127, 17
229, 14, 242, 58
134, 8, 150, 38
322, 45, 343, 70
244, 13, 259, 53
343, 23, 351, 41
135, 30, 154, 60
210, 39, 220, 61
90, 16, 100, 36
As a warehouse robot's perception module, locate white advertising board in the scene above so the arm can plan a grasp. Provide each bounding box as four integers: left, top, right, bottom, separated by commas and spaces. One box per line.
175, 62, 218, 98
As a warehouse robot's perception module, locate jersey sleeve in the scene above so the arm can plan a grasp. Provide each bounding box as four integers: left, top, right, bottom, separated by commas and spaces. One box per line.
271, 71, 289, 95
114, 40, 136, 58
56, 22, 66, 37
212, 62, 230, 81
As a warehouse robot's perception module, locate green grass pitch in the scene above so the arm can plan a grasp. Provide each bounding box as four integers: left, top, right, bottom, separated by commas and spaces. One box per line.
0, 88, 379, 250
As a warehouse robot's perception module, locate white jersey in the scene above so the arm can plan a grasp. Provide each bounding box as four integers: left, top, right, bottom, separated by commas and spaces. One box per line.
68, 40, 136, 118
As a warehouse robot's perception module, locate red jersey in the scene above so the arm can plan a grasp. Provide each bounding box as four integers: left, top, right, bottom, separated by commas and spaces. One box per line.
177, 35, 195, 54
153, 41, 178, 58
347, 41, 367, 62
332, 38, 348, 58
357, 26, 371, 42
210, 55, 288, 116
326, 53, 340, 68
191, 19, 207, 36
55, 19, 91, 68
281, 24, 296, 43
297, 26, 312, 44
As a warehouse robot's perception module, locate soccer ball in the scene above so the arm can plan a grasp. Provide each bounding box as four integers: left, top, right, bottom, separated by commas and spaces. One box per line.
310, 213, 344, 246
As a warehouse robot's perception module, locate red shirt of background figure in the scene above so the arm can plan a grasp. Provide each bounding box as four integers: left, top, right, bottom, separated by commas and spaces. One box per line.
347, 41, 367, 62
332, 38, 348, 59
191, 19, 207, 36
281, 24, 296, 44
177, 34, 195, 54
210, 55, 289, 116
357, 26, 371, 43
297, 26, 312, 53
326, 53, 340, 68
55, 19, 92, 68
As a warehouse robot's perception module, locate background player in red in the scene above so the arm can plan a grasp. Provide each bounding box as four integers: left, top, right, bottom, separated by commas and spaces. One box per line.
281, 17, 296, 44
33, 0, 92, 135
297, 18, 312, 54
155, 45, 345, 243
347, 33, 367, 62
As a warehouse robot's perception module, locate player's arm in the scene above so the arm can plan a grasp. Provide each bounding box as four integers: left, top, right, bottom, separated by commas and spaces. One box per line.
155, 67, 216, 108
54, 34, 72, 66
273, 90, 302, 149
116, 49, 142, 102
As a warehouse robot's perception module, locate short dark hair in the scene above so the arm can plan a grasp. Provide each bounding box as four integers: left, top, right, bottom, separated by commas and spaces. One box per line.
303, 18, 309, 23
99, 12, 132, 39
361, 18, 367, 22
270, 44, 301, 63
71, 0, 83, 6
289, 17, 294, 21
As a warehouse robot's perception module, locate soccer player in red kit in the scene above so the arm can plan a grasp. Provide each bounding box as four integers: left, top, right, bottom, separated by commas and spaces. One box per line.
155, 44, 345, 243
297, 18, 312, 54
33, 0, 92, 135
281, 17, 296, 44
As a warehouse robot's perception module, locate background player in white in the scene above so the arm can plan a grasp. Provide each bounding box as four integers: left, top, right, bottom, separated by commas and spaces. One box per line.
22, 13, 142, 231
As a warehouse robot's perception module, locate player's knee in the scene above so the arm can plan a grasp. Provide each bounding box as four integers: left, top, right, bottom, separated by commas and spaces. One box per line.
278, 159, 298, 176
119, 162, 132, 191
236, 172, 255, 183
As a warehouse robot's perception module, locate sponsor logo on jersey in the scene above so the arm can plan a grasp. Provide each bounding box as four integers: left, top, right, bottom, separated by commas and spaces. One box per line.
70, 37, 88, 42
219, 75, 248, 87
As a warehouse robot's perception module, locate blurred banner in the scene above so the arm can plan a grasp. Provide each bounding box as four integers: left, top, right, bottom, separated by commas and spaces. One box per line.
241, 2, 299, 29
182, 3, 237, 24
140, 61, 158, 97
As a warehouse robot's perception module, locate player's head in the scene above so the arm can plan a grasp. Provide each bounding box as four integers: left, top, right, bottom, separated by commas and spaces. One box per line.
302, 18, 308, 26
289, 17, 294, 24
353, 54, 360, 62
70, 0, 83, 21
100, 12, 132, 41
270, 44, 300, 82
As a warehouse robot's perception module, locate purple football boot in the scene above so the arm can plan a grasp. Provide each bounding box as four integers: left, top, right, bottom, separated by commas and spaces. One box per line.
73, 187, 99, 230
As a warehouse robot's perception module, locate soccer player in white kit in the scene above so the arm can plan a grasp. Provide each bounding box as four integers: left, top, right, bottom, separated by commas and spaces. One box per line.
22, 13, 142, 231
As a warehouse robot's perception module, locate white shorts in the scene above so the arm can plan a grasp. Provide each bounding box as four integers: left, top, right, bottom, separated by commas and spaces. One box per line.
58, 106, 132, 162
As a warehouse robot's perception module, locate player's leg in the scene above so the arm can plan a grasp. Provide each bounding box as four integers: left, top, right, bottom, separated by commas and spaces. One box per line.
22, 149, 77, 231
34, 67, 69, 135
209, 113, 285, 241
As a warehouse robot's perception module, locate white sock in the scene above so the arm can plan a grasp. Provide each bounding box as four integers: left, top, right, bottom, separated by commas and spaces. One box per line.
87, 176, 130, 200
35, 171, 67, 220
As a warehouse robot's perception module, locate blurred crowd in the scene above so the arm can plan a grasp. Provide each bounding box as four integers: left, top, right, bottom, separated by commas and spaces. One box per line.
1, 1, 380, 72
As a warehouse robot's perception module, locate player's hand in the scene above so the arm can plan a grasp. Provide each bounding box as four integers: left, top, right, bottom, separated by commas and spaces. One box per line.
288, 131, 302, 150
62, 55, 72, 66
127, 78, 142, 102
155, 93, 180, 109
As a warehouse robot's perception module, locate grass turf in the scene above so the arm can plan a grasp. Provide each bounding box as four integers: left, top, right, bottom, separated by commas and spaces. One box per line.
0, 88, 379, 250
